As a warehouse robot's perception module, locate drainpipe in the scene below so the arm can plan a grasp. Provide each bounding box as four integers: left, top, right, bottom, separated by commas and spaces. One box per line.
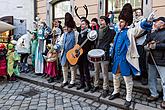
34, 0, 37, 20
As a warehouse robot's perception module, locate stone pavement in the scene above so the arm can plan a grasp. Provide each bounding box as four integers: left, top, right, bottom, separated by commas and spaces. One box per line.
0, 79, 122, 110
16, 72, 163, 110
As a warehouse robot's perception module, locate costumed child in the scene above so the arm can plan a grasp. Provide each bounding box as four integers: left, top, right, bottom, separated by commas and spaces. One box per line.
44, 45, 58, 83
7, 40, 20, 81
0, 43, 7, 78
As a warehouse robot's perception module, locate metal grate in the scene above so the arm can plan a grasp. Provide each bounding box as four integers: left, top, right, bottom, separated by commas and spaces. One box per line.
19, 88, 41, 98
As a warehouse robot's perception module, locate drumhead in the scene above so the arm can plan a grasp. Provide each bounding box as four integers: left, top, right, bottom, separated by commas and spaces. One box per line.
88, 49, 105, 57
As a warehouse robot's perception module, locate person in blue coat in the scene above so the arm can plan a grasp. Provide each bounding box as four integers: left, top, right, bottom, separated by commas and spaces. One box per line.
108, 3, 153, 108
54, 13, 78, 88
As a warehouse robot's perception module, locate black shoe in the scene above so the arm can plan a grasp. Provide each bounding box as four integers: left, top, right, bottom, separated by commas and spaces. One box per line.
60, 82, 69, 88
141, 78, 148, 85
147, 95, 159, 102
109, 93, 120, 100
35, 73, 43, 76
101, 89, 109, 98
47, 77, 55, 83
84, 84, 91, 92
77, 83, 85, 90
68, 83, 75, 88
41, 74, 47, 78
124, 100, 131, 108
90, 86, 99, 93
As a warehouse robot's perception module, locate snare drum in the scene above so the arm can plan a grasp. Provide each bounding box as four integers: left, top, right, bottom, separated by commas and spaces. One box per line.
88, 49, 105, 63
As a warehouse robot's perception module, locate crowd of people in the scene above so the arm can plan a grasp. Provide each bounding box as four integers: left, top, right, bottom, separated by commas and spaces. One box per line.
0, 3, 165, 108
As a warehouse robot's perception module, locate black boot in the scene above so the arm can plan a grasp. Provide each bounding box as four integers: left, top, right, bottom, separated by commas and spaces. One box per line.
90, 86, 99, 93
47, 77, 55, 83
124, 100, 132, 108
101, 89, 109, 98
84, 83, 91, 92
77, 83, 85, 90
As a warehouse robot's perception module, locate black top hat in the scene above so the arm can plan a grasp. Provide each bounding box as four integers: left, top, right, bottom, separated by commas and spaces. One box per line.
118, 3, 133, 26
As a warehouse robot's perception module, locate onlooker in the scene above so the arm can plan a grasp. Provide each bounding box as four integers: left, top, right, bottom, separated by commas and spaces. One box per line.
144, 17, 165, 109
133, 8, 148, 85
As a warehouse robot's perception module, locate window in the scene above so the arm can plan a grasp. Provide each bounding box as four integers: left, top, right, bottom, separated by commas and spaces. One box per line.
53, 1, 70, 25
106, 0, 142, 22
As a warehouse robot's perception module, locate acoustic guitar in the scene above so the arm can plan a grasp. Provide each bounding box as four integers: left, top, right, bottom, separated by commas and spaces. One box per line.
66, 30, 97, 65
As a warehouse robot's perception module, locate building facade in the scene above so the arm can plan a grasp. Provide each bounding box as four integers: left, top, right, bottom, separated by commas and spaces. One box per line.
36, 0, 165, 27
0, 0, 35, 36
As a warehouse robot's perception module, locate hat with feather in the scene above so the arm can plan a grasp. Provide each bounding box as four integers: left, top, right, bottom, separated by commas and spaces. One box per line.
118, 3, 133, 26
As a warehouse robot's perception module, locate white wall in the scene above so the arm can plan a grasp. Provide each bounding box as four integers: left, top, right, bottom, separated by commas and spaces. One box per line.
0, 0, 34, 33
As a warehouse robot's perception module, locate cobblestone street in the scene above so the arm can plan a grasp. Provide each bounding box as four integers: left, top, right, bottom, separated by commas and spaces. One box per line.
0, 80, 121, 110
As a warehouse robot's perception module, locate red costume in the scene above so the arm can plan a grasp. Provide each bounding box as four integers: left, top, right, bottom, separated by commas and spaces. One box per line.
0, 44, 7, 76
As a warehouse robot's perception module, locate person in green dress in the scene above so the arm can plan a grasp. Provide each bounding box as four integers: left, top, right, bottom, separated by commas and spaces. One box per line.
31, 30, 38, 71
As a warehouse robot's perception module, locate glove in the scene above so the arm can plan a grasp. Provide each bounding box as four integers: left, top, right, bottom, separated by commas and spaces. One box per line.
147, 10, 157, 22
149, 43, 156, 49
144, 44, 150, 51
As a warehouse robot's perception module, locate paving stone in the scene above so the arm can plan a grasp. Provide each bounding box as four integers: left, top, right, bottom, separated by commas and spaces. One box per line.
72, 95, 80, 100
82, 107, 91, 110
64, 102, 72, 107
29, 105, 38, 109
73, 104, 81, 110
135, 99, 141, 103
61, 92, 68, 96
38, 103, 47, 106
37, 106, 47, 110
92, 102, 100, 108
63, 98, 71, 103
55, 105, 64, 109
4, 100, 15, 105
78, 97, 86, 102
47, 99, 55, 104
56, 96, 63, 99
51, 90, 58, 94
64, 107, 73, 110
12, 101, 22, 106
85, 99, 94, 104
98, 104, 108, 110
47, 108, 55, 110
141, 100, 148, 105
21, 103, 29, 107
148, 102, 157, 108
135, 103, 160, 110
65, 94, 73, 98
47, 103, 55, 108
107, 106, 118, 110
56, 99, 63, 105
71, 101, 79, 105
80, 102, 89, 107
16, 96, 24, 100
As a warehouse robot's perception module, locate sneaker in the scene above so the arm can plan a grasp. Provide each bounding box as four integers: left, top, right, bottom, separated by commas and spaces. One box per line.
101, 89, 109, 98
147, 95, 159, 102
